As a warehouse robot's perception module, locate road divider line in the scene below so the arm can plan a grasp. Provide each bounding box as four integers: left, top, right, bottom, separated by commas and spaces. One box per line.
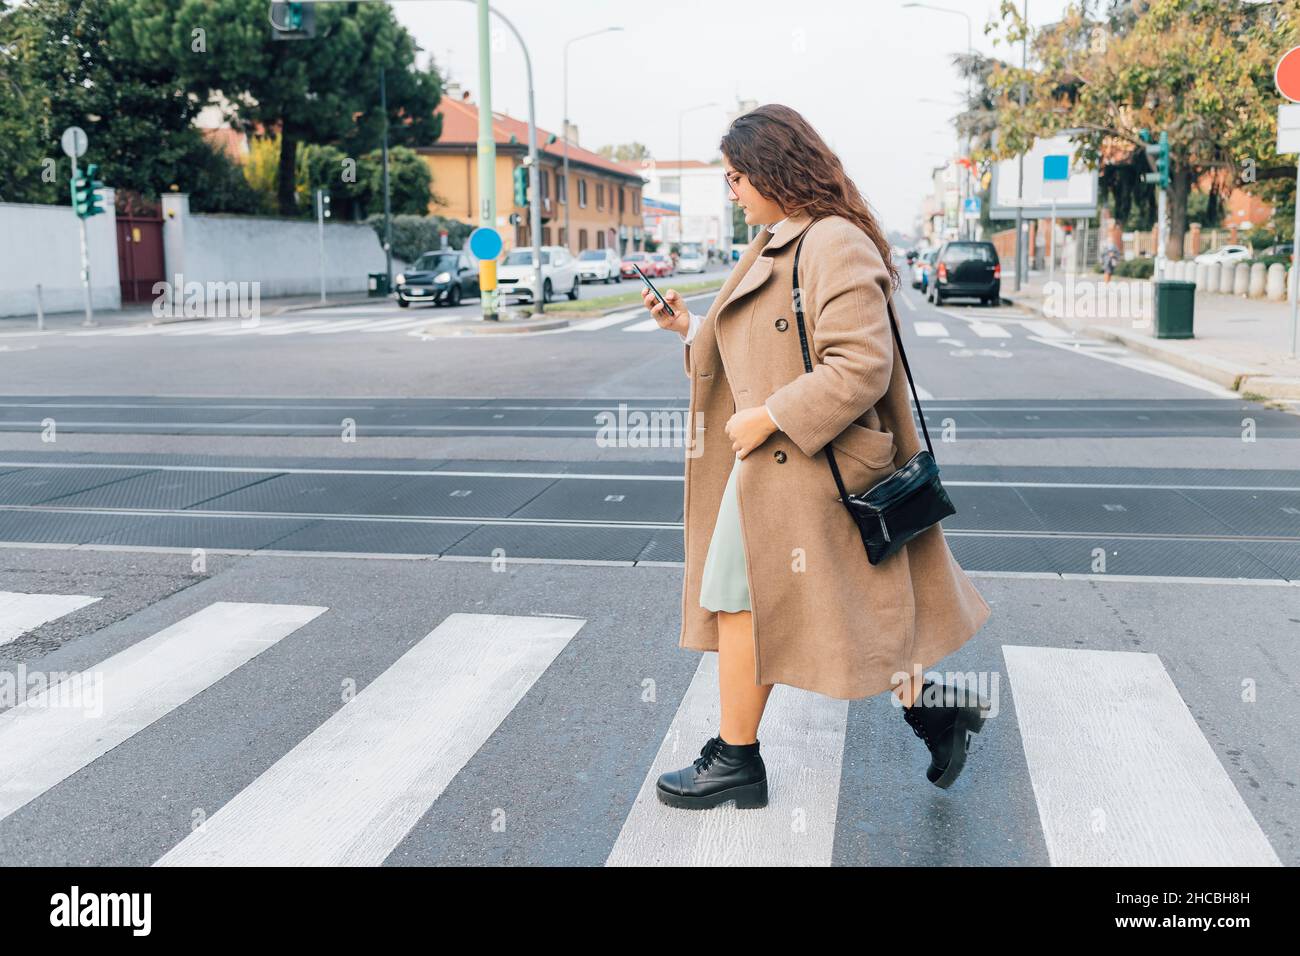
1003, 645, 1281, 866
154, 612, 584, 866
606, 652, 848, 866
0, 591, 100, 648
0, 601, 326, 824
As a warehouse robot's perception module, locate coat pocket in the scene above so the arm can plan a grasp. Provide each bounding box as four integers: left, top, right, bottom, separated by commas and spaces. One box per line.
827, 422, 897, 496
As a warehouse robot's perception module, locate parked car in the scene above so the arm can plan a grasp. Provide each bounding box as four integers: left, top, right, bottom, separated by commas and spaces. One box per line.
649, 252, 675, 277
394, 250, 480, 308
928, 241, 1001, 306
576, 248, 621, 284
1260, 242, 1294, 260
676, 244, 707, 274
620, 251, 653, 279
497, 245, 580, 303
910, 249, 934, 289
1193, 244, 1251, 266
915, 249, 939, 293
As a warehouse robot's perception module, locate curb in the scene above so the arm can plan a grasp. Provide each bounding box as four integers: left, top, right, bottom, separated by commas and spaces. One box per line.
1001, 289, 1300, 400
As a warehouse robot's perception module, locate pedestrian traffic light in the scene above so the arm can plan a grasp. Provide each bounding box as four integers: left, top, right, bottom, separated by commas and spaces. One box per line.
1142, 130, 1170, 190
513, 166, 529, 207
270, 1, 316, 40
71, 163, 104, 218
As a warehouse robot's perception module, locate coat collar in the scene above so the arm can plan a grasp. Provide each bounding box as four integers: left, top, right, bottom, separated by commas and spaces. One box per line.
711, 209, 818, 317
761, 208, 818, 253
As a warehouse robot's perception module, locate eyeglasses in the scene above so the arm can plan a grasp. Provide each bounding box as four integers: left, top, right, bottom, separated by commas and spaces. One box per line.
724, 171, 743, 199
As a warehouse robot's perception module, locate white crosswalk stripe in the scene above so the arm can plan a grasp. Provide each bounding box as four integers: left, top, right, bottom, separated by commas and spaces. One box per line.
607, 653, 848, 866
0, 591, 99, 648
0, 601, 325, 824
1003, 645, 1281, 866
154, 612, 583, 866
913, 321, 949, 337
0, 589, 1284, 866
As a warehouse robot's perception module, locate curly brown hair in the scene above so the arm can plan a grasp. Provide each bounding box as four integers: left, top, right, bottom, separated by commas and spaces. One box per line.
719, 104, 899, 289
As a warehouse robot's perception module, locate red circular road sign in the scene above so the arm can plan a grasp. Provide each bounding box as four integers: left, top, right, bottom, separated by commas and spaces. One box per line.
1277, 46, 1300, 102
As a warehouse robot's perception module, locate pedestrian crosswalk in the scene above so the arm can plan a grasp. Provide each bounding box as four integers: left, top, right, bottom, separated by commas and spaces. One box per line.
0, 589, 1283, 867
0, 308, 1077, 342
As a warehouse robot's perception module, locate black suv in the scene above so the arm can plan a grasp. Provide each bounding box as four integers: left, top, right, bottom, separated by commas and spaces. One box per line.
928, 241, 1001, 306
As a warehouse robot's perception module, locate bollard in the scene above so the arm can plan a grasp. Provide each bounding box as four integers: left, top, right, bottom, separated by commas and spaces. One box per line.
35, 283, 44, 330
1218, 261, 1236, 293
1205, 261, 1221, 293
1195, 262, 1208, 290
1232, 262, 1250, 296
1248, 262, 1266, 298
1266, 262, 1286, 301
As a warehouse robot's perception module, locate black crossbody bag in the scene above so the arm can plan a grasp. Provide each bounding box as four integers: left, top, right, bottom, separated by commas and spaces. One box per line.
790, 223, 956, 565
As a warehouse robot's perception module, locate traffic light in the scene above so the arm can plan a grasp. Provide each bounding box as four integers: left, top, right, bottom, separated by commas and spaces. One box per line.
513, 166, 529, 207
270, 1, 316, 40
1141, 129, 1170, 190
71, 163, 104, 218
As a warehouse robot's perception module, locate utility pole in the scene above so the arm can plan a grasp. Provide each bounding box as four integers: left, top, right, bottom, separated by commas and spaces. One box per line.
1013, 0, 1028, 290
380, 68, 394, 295
315, 188, 330, 303
475, 0, 498, 320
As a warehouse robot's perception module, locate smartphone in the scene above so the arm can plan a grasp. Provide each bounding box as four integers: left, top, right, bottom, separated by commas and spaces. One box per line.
633, 263, 675, 316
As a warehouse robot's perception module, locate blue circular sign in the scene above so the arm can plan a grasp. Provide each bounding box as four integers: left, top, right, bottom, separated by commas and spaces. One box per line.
469, 227, 503, 260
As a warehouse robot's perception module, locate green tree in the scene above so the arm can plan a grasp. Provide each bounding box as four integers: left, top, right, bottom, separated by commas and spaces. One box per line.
984, 0, 1300, 259
125, 0, 443, 215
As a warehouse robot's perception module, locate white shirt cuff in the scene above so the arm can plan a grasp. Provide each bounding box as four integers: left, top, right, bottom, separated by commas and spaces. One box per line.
764, 402, 781, 431
678, 309, 704, 345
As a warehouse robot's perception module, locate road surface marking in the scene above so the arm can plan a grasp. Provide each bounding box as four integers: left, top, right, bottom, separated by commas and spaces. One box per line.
0, 601, 326, 824
1003, 645, 1281, 866
606, 652, 848, 866
154, 612, 583, 865
0, 591, 100, 647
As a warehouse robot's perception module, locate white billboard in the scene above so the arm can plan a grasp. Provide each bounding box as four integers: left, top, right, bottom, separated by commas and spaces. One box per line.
988, 134, 1099, 220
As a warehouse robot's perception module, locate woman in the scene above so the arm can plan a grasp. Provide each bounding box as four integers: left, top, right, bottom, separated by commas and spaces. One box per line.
640, 105, 992, 810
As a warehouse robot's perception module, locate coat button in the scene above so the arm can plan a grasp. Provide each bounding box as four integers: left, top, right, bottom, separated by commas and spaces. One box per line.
773, 450, 787, 463
775, 317, 788, 331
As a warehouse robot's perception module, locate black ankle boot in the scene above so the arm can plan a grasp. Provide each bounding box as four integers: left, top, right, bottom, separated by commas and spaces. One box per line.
901, 679, 990, 789
655, 735, 768, 810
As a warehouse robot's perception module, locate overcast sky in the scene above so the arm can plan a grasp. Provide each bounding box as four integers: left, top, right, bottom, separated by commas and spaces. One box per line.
392, 0, 1076, 235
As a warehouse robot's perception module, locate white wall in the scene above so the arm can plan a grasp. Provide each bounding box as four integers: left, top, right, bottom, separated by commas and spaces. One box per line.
162, 193, 386, 300
0, 192, 121, 318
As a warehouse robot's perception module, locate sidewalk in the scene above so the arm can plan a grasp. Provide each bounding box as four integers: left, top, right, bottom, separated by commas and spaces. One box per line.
0, 293, 378, 331
1002, 272, 1300, 400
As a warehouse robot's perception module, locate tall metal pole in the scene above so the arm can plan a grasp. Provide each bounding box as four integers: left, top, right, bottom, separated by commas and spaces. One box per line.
475, 0, 497, 320
316, 188, 327, 304
1292, 151, 1300, 357
1013, 0, 1028, 290
71, 156, 95, 328
380, 67, 393, 294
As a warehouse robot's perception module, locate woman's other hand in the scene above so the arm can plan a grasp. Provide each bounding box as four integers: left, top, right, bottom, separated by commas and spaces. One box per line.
726, 406, 778, 459
642, 287, 689, 336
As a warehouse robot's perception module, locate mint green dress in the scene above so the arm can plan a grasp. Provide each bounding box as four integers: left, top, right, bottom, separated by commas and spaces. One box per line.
699, 452, 750, 612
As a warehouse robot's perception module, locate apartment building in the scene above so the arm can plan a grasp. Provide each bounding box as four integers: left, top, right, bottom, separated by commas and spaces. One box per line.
419, 89, 646, 254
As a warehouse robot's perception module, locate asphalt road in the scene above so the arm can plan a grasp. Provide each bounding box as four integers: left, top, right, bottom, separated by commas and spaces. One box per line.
0, 277, 1296, 867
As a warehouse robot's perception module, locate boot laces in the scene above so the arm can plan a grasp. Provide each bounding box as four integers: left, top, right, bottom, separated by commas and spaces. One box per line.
903, 706, 933, 747
693, 736, 725, 774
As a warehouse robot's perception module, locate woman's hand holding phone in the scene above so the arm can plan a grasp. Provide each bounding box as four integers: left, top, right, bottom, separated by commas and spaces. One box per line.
641, 286, 689, 336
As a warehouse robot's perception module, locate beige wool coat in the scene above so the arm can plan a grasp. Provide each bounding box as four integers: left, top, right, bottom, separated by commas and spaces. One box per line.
679, 209, 991, 699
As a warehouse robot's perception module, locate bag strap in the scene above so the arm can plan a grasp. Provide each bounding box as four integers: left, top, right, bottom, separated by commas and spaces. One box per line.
790, 221, 937, 480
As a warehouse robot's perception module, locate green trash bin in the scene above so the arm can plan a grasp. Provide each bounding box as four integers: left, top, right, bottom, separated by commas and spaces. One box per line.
1153, 279, 1195, 338
367, 272, 390, 297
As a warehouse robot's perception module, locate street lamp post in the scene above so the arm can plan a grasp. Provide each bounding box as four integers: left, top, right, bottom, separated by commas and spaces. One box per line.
676, 102, 719, 253
1014, 0, 1028, 290
904, 3, 974, 239
563, 27, 623, 255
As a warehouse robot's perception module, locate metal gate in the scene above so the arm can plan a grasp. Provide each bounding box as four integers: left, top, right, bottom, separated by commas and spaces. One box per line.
116, 213, 164, 303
